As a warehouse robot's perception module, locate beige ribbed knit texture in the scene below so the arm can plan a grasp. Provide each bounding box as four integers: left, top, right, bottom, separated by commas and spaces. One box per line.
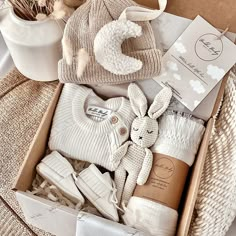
115, 144, 151, 204
59, 0, 161, 85
0, 68, 57, 236
0, 197, 33, 236
189, 67, 236, 236
49, 83, 136, 171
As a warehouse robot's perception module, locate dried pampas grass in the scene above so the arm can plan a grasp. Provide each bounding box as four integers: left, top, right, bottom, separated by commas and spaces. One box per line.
77, 48, 90, 78
62, 36, 73, 65
36, 13, 47, 21
6, 0, 75, 21
51, 0, 74, 19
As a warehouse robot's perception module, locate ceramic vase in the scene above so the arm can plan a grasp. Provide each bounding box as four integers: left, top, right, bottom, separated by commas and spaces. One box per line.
0, 8, 65, 81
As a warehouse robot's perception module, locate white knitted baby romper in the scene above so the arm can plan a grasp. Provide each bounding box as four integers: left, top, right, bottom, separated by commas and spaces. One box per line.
49, 84, 136, 171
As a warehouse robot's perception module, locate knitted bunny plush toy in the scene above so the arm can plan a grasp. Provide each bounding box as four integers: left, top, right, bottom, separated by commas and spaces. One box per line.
114, 83, 172, 204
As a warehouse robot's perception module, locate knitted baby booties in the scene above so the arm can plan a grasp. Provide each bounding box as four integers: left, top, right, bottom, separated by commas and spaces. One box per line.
114, 83, 172, 204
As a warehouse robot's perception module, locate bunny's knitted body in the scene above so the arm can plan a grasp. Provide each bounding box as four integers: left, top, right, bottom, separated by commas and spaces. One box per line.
115, 142, 152, 203
114, 83, 172, 204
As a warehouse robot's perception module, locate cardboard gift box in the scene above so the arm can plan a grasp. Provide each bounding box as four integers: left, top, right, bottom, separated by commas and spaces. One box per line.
13, 73, 228, 236
13, 0, 236, 235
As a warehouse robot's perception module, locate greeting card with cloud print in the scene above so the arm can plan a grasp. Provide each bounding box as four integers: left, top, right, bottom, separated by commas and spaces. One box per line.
154, 15, 236, 111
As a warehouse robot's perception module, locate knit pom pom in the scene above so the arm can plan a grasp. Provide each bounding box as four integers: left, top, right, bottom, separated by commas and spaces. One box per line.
51, 0, 74, 19
62, 37, 73, 65
77, 48, 90, 78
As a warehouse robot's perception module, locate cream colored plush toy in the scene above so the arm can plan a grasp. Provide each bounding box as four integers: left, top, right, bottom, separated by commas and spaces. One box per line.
114, 83, 172, 204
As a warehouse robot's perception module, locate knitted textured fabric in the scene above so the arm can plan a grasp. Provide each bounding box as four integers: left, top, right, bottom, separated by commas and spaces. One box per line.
114, 84, 172, 204
123, 112, 205, 236
0, 197, 33, 236
115, 143, 152, 204
1, 69, 236, 236
189, 69, 236, 236
49, 84, 136, 171
152, 112, 205, 166
59, 0, 161, 84
0, 68, 57, 236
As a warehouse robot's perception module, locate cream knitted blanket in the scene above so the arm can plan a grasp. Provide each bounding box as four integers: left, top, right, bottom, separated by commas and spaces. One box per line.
0, 68, 57, 236
189, 67, 236, 236
0, 197, 33, 236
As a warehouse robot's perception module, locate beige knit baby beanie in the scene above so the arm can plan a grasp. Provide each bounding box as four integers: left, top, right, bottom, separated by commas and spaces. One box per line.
59, 0, 162, 85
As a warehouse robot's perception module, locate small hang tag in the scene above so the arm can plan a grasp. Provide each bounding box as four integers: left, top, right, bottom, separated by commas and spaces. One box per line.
154, 15, 236, 112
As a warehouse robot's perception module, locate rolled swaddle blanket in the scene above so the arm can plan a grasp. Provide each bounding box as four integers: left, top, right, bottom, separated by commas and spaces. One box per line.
123, 111, 205, 236
123, 196, 178, 236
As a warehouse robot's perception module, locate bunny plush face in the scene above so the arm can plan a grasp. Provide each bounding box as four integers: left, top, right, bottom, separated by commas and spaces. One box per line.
128, 83, 172, 148
131, 116, 159, 148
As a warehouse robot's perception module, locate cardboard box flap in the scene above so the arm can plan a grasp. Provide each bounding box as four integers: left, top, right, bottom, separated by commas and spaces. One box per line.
211, 73, 229, 117
166, 0, 236, 33
135, 0, 236, 33
13, 83, 63, 191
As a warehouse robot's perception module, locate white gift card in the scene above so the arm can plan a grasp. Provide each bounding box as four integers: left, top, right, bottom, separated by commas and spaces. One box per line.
154, 15, 236, 111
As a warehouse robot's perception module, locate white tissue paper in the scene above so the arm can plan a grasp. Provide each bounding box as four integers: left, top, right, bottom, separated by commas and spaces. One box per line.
76, 212, 149, 236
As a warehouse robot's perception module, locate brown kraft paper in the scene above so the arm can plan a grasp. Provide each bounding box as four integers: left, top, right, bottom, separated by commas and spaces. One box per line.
134, 153, 189, 210
135, 0, 236, 33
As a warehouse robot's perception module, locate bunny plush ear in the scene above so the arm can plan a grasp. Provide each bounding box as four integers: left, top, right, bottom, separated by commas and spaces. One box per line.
128, 83, 148, 118
148, 86, 172, 119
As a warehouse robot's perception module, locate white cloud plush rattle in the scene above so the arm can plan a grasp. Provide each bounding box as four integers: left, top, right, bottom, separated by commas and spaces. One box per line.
114, 83, 172, 204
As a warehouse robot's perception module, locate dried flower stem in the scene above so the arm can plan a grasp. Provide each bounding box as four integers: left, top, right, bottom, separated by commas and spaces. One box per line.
7, 0, 58, 21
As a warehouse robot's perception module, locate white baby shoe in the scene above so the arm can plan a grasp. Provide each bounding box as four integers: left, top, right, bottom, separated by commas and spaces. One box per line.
76, 164, 119, 222
36, 151, 85, 205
